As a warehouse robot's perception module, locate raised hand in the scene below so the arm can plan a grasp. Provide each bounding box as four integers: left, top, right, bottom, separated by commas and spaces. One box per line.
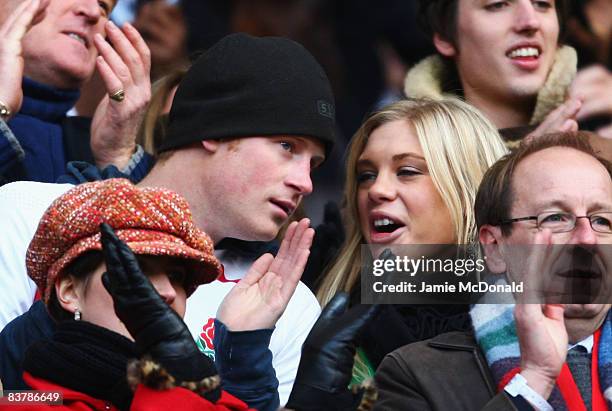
216, 218, 314, 331
99, 223, 218, 384
90, 21, 151, 170
526, 97, 581, 142
514, 230, 567, 400
515, 303, 567, 400
571, 65, 612, 138
0, 0, 49, 120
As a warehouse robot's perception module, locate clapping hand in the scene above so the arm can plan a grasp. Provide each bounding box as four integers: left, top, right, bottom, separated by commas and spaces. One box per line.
571, 65, 612, 138
515, 303, 567, 400
90, 21, 151, 170
514, 230, 567, 400
526, 98, 581, 142
0, 0, 49, 120
216, 218, 314, 331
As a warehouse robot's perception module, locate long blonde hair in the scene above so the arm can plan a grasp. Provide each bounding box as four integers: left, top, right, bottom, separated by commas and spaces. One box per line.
137, 66, 189, 155
317, 98, 508, 305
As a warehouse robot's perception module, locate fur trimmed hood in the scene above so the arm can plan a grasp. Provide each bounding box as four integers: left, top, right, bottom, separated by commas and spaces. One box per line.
404, 46, 577, 125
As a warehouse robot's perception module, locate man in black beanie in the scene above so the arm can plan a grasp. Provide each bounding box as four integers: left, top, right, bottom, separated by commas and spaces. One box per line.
160, 32, 336, 156
0, 32, 336, 411
140, 32, 336, 407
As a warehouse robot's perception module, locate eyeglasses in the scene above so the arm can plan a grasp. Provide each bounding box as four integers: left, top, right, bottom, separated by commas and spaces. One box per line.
498, 212, 612, 234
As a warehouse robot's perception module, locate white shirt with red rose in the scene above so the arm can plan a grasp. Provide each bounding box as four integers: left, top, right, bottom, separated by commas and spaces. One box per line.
184, 248, 321, 407
0, 182, 74, 330
0, 181, 321, 406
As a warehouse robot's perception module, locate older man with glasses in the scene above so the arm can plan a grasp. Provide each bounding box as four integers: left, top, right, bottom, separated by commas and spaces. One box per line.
374, 131, 612, 411
498, 213, 612, 236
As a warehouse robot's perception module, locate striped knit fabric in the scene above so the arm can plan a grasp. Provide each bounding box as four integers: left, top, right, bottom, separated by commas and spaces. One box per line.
470, 304, 612, 410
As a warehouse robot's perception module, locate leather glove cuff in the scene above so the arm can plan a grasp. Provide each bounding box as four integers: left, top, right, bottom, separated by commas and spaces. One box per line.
285, 383, 356, 411
286, 380, 378, 411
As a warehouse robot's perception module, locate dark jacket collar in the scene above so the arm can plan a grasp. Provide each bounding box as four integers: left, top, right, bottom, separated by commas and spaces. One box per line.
426, 331, 497, 396
21, 77, 80, 123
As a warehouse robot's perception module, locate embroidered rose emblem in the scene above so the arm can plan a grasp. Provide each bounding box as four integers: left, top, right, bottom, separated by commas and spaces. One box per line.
200, 318, 215, 350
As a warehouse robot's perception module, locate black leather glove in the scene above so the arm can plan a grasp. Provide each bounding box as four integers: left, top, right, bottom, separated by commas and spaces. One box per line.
286, 292, 380, 411
99, 223, 219, 398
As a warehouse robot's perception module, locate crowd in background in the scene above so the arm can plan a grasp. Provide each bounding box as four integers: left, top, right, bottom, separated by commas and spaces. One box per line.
0, 0, 611, 410
103, 0, 612, 223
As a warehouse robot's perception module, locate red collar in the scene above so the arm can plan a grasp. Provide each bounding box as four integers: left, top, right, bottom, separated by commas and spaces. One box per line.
557, 329, 607, 411
22, 372, 117, 410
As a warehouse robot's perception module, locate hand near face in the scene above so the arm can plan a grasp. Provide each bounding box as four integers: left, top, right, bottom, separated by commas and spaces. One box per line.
100, 222, 186, 347
217, 218, 314, 331
505, 229, 559, 301
526, 98, 581, 142
512, 229, 567, 400
570, 65, 612, 138
515, 303, 567, 400
90, 21, 151, 170
0, 0, 49, 120
100, 223, 219, 384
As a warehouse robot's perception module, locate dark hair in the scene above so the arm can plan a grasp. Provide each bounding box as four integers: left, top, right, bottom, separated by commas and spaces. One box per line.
417, 0, 569, 49
475, 131, 612, 236
47, 251, 103, 322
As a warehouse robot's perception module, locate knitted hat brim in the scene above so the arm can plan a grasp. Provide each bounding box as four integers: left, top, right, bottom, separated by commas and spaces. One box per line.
43, 229, 223, 304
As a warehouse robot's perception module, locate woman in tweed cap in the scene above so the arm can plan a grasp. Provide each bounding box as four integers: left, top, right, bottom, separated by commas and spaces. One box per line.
12, 178, 260, 410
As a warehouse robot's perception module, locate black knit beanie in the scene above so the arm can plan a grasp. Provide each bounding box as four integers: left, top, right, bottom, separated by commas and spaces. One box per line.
159, 33, 336, 156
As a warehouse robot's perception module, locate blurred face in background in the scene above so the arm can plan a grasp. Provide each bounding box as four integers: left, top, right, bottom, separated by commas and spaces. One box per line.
435, 0, 560, 106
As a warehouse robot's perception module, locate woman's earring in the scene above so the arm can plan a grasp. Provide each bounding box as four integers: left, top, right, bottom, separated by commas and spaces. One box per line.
74, 309, 81, 321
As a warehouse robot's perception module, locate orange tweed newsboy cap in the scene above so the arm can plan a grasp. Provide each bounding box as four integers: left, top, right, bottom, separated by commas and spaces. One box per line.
26, 178, 222, 302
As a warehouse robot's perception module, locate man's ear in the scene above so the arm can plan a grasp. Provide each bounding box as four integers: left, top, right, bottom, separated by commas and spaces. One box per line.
201, 140, 220, 153
55, 276, 80, 314
479, 225, 507, 273
433, 33, 457, 58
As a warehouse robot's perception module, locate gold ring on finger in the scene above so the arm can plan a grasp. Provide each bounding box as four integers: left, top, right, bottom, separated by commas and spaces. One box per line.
109, 88, 125, 102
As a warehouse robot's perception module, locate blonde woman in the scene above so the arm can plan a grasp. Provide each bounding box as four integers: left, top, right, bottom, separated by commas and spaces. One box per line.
316, 98, 509, 381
